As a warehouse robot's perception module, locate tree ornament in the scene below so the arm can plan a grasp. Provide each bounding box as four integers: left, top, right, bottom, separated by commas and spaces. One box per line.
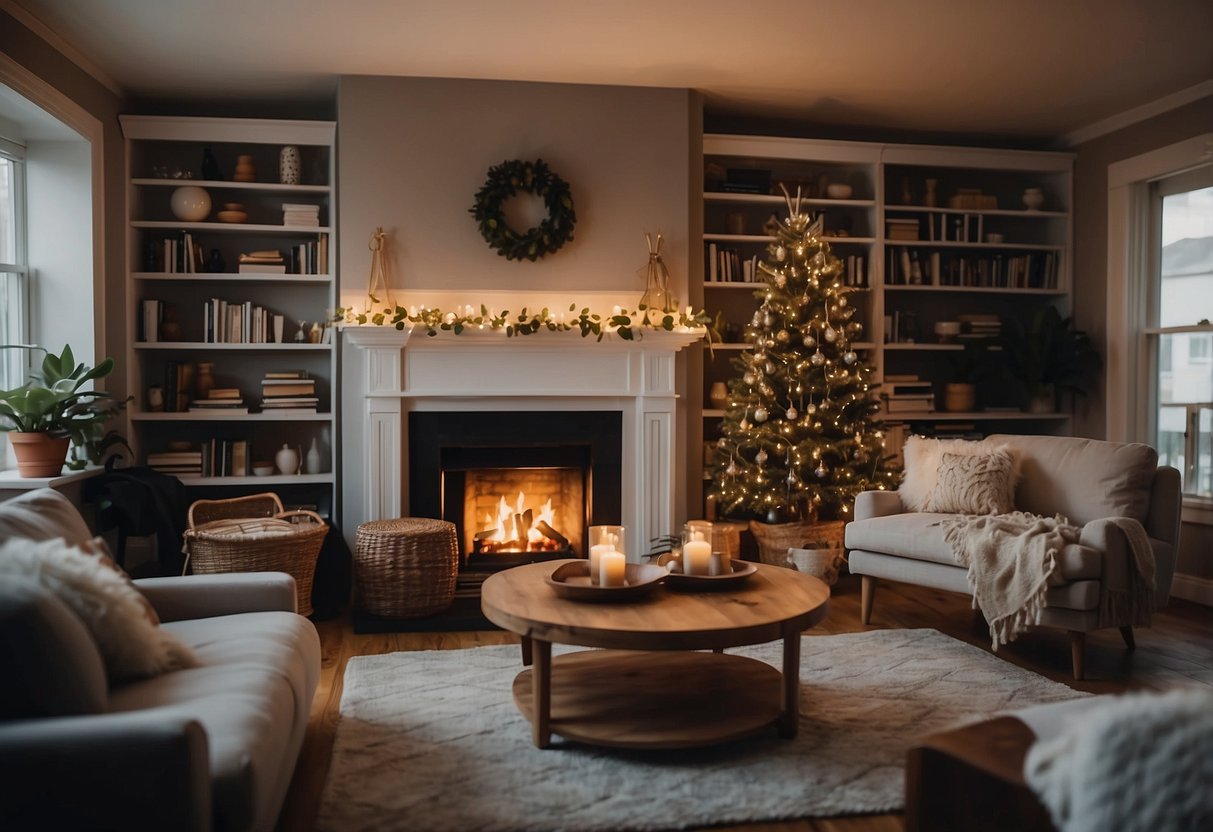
807, 403, 817, 415
802, 334, 817, 348
754, 407, 768, 422
740, 417, 750, 430
786, 405, 798, 420
815, 463, 828, 479
764, 337, 777, 349
843, 351, 858, 364
775, 246, 786, 262
469, 158, 576, 261
743, 372, 756, 385
726, 460, 738, 476
824, 327, 838, 342
755, 449, 768, 464
839, 296, 848, 307
774, 274, 787, 288
765, 361, 776, 374
810, 352, 825, 366
776, 329, 790, 344
786, 471, 798, 485
717, 437, 729, 447
763, 312, 774, 328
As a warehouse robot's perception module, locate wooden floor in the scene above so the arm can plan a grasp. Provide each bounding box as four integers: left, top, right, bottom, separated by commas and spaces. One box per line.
277, 573, 1213, 832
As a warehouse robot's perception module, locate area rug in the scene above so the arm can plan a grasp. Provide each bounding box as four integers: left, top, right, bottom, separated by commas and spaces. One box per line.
317, 628, 1084, 832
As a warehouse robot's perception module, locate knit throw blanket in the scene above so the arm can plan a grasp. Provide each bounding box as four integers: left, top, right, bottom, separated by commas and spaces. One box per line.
1024, 688, 1213, 832
942, 512, 1077, 650
942, 512, 1157, 650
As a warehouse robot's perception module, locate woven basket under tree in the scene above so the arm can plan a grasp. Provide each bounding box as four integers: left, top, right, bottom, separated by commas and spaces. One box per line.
748, 519, 846, 569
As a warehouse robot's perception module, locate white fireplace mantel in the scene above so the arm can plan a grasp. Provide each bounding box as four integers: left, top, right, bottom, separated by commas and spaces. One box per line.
341, 325, 704, 559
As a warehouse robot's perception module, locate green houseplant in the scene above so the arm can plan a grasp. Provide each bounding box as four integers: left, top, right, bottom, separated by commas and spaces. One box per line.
996, 307, 1102, 412
0, 344, 126, 477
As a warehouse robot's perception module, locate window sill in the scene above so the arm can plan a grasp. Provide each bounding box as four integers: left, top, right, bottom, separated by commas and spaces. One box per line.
0, 465, 104, 492
1181, 499, 1213, 526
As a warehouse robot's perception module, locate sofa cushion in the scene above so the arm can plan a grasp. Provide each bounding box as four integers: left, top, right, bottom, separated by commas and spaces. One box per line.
899, 437, 990, 511
930, 450, 1018, 514
0, 487, 94, 546
108, 611, 320, 832
846, 513, 1103, 579
988, 434, 1158, 525
0, 537, 195, 682
0, 578, 108, 719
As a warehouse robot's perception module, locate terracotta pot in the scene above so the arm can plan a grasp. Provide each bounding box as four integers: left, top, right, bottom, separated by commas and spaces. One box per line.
8, 432, 71, 477
943, 382, 976, 412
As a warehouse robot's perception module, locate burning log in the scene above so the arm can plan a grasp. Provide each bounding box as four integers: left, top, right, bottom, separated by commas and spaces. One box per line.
536, 521, 569, 549
474, 528, 499, 541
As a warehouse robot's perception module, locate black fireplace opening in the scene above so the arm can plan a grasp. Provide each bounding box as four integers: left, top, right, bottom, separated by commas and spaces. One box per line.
409, 411, 623, 572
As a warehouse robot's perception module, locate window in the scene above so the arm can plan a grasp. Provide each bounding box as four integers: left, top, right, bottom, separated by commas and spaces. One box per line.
1148, 170, 1213, 500
0, 140, 29, 392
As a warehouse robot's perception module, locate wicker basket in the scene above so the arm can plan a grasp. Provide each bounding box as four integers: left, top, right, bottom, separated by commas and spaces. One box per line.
748, 519, 846, 568
354, 518, 458, 618
183, 493, 327, 616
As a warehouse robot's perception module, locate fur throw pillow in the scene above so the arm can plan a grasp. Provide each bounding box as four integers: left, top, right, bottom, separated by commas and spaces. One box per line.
0, 537, 195, 682
930, 449, 1018, 514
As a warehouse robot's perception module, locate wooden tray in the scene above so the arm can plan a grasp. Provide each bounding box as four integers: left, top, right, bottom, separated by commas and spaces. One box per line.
545, 560, 668, 602
665, 559, 757, 591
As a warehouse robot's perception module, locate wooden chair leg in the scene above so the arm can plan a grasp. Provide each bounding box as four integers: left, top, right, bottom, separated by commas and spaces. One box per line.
1119, 625, 1136, 650
861, 575, 876, 625
1069, 631, 1086, 681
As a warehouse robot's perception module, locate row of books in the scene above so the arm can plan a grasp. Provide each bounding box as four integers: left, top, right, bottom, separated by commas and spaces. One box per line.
261, 371, 319, 413
282, 203, 320, 228
706, 244, 760, 283
880, 374, 935, 414
156, 231, 206, 273
143, 233, 329, 275
885, 246, 1059, 289
147, 439, 252, 478
204, 300, 285, 344
189, 388, 248, 415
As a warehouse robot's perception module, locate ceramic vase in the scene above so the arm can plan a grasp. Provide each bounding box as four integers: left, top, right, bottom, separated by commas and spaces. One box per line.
275, 443, 300, 475
170, 186, 211, 221
233, 154, 256, 183
279, 145, 300, 185
1023, 188, 1044, 210
305, 437, 322, 474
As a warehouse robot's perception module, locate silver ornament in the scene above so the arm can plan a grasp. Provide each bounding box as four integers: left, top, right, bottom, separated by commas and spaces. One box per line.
717, 437, 728, 448
755, 449, 768, 464
839, 296, 848, 307
754, 407, 768, 422
802, 335, 817, 348
726, 461, 738, 476
815, 464, 828, 479
786, 472, 798, 485
743, 372, 755, 385
776, 330, 789, 343
786, 406, 798, 420
810, 352, 825, 366
765, 361, 776, 374
740, 418, 750, 430
763, 313, 774, 328
824, 327, 837, 342
807, 403, 817, 414
774, 274, 787, 288
843, 351, 857, 364
775, 246, 786, 262
764, 338, 776, 349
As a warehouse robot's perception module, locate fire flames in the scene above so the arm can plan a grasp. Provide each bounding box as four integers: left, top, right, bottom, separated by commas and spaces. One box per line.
476, 491, 566, 553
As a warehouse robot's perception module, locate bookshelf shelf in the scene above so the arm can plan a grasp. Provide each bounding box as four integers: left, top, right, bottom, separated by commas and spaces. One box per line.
883, 411, 1071, 421
121, 115, 339, 517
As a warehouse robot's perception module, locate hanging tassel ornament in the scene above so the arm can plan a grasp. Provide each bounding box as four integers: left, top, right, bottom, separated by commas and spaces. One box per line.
364, 227, 396, 313
637, 232, 678, 324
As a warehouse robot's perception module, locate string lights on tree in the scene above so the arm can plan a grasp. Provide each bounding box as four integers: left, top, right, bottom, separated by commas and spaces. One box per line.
710, 186, 899, 524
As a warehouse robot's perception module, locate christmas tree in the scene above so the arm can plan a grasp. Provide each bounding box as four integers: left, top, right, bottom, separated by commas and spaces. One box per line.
711, 188, 898, 524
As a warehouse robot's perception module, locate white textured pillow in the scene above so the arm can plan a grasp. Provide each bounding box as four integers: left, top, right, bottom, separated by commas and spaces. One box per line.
929, 450, 1017, 514
0, 538, 195, 682
899, 436, 994, 511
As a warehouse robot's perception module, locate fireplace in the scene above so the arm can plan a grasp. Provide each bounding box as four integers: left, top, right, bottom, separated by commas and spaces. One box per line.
409, 411, 622, 573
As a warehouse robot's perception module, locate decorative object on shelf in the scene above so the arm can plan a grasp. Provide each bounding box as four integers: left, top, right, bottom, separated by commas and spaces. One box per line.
985, 232, 1004, 244
295, 321, 308, 342
252, 462, 274, 476
204, 248, 226, 273
710, 185, 897, 529
305, 437, 323, 474
201, 146, 220, 181
275, 443, 300, 476
309, 322, 323, 344
159, 307, 182, 342
0, 344, 127, 476
147, 385, 164, 412
933, 321, 961, 343
709, 381, 728, 409
994, 306, 1101, 412
279, 145, 300, 185
826, 183, 853, 200
170, 186, 211, 222
726, 212, 746, 235
924, 178, 938, 208
1022, 187, 1045, 211
194, 362, 215, 400
469, 158, 575, 261
637, 232, 679, 324
233, 154, 256, 183
216, 202, 248, 223
942, 382, 976, 413
363, 227, 395, 313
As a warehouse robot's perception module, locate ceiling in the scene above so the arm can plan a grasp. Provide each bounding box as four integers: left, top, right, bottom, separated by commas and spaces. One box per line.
9, 0, 1213, 142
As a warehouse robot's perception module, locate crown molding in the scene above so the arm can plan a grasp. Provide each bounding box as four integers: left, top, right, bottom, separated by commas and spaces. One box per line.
1063, 79, 1213, 148
0, 0, 124, 97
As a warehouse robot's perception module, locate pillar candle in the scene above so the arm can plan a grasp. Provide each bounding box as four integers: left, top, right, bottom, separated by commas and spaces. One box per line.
709, 552, 730, 577
600, 551, 626, 587
683, 532, 712, 576
588, 544, 614, 586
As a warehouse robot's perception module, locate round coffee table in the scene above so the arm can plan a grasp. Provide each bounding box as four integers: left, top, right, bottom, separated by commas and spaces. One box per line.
480, 559, 830, 749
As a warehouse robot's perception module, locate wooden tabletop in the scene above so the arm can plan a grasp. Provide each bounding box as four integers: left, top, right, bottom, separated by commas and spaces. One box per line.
481, 559, 830, 651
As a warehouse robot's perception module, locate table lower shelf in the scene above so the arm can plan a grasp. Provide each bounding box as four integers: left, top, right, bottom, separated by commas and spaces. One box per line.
512, 649, 783, 749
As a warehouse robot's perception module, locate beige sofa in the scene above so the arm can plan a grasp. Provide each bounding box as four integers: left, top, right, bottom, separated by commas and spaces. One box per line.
845, 434, 1182, 679
0, 488, 321, 831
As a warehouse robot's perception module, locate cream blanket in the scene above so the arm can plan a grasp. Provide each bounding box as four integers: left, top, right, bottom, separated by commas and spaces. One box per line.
942, 512, 1156, 650
942, 512, 1077, 650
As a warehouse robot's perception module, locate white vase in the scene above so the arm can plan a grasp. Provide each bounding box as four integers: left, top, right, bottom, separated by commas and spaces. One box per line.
1023, 188, 1045, 211
305, 437, 323, 474
279, 145, 300, 185
275, 443, 300, 475
170, 186, 211, 221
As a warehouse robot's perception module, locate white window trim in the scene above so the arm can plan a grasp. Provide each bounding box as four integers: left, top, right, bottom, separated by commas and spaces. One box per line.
1106, 132, 1213, 524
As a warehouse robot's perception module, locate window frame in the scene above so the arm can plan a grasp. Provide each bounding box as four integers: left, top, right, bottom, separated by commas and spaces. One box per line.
0, 140, 30, 472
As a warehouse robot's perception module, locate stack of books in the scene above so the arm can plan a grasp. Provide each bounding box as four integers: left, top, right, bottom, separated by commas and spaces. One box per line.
881, 374, 935, 414
200, 438, 249, 477
147, 449, 202, 476
886, 218, 920, 241
238, 250, 285, 274
282, 204, 320, 228
260, 371, 319, 413
188, 387, 248, 415
958, 313, 1002, 340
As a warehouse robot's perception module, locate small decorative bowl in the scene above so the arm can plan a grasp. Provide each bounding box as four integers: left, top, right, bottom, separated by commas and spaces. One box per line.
826, 183, 853, 199
934, 321, 962, 342
252, 462, 274, 476
217, 209, 248, 223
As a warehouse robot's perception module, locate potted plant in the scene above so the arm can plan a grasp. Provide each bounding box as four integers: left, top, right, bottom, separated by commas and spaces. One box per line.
996, 307, 1102, 412
0, 344, 126, 477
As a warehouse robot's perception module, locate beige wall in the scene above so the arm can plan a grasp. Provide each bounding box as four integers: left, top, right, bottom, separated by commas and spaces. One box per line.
1071, 93, 1213, 592
337, 76, 693, 310
0, 10, 126, 395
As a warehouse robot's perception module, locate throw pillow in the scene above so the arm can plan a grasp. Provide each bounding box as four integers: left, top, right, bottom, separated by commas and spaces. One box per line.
0, 537, 195, 682
929, 449, 1018, 514
77, 536, 160, 625
899, 436, 993, 511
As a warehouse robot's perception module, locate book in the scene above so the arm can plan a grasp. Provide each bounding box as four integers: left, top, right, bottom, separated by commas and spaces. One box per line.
205, 388, 242, 399
238, 264, 287, 274
263, 370, 308, 379
141, 299, 161, 343
886, 399, 935, 413
187, 406, 250, 415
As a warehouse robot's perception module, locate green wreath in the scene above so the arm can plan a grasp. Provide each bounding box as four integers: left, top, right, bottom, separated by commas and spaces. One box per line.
470, 159, 576, 262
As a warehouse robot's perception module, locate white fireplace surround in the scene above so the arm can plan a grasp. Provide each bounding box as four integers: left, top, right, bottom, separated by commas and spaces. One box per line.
341, 326, 703, 559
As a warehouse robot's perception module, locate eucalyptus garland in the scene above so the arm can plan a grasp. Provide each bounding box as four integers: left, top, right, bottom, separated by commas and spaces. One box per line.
470, 159, 576, 261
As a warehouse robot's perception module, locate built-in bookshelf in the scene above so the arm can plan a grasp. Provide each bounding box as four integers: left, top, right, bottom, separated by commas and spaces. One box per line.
120, 116, 338, 519
691, 134, 1074, 513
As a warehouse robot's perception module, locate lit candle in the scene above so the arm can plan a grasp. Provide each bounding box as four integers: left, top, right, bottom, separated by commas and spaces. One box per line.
588, 543, 614, 586
600, 550, 627, 587
710, 551, 730, 577
683, 531, 712, 576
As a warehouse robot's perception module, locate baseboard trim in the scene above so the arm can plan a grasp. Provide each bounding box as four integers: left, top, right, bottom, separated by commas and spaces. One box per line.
1171, 573, 1213, 607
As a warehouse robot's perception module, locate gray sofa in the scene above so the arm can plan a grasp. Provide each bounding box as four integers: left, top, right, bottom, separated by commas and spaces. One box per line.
846, 434, 1183, 679
0, 488, 321, 831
